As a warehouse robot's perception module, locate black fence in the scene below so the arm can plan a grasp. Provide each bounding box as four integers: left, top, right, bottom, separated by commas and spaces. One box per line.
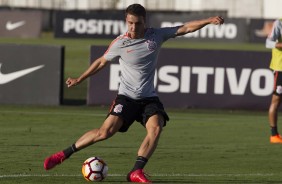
53, 10, 274, 43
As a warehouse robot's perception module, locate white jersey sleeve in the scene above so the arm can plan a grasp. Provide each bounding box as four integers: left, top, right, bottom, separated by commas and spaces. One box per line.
156, 27, 178, 41
103, 37, 123, 62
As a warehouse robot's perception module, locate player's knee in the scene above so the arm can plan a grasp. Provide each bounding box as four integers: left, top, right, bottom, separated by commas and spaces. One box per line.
269, 103, 279, 114
96, 129, 114, 141
148, 124, 163, 139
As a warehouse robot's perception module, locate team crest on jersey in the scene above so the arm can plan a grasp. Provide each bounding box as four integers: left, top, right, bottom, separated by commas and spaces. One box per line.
276, 86, 282, 94
113, 104, 123, 113
146, 39, 157, 51
122, 39, 132, 46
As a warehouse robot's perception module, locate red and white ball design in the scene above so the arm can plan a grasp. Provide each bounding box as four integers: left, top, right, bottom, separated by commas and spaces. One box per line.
82, 157, 108, 182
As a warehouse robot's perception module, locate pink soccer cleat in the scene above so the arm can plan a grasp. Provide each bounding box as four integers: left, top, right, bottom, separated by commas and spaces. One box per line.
44, 151, 66, 170
127, 169, 152, 183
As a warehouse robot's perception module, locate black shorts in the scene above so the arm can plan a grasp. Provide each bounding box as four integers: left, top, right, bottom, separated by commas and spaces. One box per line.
273, 71, 282, 96
108, 95, 169, 132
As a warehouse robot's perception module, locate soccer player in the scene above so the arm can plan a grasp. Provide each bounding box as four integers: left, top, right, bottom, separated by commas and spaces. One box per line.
266, 18, 282, 143
44, 4, 224, 183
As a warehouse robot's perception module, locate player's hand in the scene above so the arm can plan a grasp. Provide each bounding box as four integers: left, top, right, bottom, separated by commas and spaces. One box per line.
210, 16, 224, 25
66, 77, 80, 88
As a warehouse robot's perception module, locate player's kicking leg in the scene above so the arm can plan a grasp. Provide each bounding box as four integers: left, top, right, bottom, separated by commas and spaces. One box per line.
127, 114, 164, 183
269, 94, 282, 143
44, 115, 123, 170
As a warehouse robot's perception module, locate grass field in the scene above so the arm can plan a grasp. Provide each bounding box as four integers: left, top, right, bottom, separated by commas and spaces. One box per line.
0, 33, 279, 183
1, 105, 282, 183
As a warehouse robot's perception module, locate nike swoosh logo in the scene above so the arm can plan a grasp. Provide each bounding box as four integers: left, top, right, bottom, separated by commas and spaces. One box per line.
0, 63, 44, 84
6, 21, 26, 30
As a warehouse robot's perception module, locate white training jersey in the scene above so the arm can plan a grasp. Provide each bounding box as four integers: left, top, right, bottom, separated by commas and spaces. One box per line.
266, 19, 282, 49
104, 27, 178, 99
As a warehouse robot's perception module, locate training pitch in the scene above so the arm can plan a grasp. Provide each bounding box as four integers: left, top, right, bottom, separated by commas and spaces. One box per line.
1, 105, 282, 183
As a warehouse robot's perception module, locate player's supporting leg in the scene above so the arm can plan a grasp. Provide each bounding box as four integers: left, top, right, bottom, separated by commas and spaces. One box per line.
127, 114, 164, 183
44, 115, 123, 170
269, 94, 282, 143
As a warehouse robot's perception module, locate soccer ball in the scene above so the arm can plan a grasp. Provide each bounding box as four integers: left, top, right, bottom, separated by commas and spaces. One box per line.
82, 157, 108, 182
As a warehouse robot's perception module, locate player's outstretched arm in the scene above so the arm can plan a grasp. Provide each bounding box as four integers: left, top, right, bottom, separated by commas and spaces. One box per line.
66, 56, 109, 88
176, 16, 224, 36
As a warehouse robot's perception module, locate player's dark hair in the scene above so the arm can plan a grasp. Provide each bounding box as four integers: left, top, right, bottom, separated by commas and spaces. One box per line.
125, 4, 146, 20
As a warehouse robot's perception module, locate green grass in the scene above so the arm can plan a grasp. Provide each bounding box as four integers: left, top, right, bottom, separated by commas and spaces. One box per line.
0, 105, 282, 183
0, 32, 268, 102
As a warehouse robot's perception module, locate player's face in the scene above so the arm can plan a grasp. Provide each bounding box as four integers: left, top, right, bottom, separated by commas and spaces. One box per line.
126, 14, 145, 39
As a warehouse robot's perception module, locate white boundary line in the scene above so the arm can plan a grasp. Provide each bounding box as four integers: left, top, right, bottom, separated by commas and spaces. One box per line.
0, 173, 274, 178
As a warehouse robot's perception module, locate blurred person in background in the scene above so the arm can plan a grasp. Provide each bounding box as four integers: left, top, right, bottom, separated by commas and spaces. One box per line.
266, 18, 282, 143
44, 3, 224, 183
